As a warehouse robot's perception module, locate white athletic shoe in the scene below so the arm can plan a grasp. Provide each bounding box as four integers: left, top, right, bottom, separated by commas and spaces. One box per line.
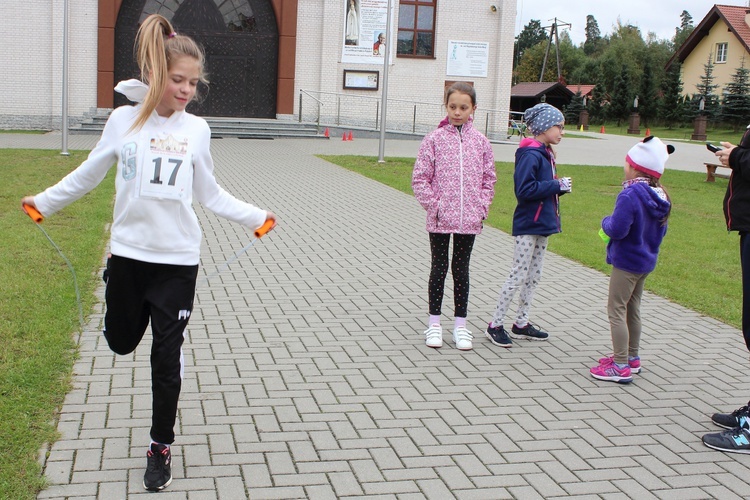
452, 326, 473, 351
424, 324, 443, 348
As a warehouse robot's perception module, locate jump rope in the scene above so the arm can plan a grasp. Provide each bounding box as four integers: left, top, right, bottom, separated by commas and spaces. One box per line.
22, 203, 275, 326
22, 203, 85, 330
199, 219, 276, 287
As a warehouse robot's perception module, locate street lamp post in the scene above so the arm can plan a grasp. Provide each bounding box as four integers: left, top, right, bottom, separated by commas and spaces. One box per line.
377, 0, 393, 163
61, 0, 70, 156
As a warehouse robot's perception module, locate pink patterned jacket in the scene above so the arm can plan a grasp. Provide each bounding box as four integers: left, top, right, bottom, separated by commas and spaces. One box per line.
412, 117, 496, 234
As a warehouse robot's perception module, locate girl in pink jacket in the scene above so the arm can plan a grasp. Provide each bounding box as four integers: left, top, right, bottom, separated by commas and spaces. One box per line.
412, 82, 497, 350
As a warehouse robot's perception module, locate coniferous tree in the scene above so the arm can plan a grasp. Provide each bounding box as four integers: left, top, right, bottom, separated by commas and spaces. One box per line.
673, 10, 694, 49
564, 91, 586, 126
515, 20, 548, 70
721, 58, 750, 131
589, 78, 606, 124
583, 15, 602, 56
609, 66, 632, 126
660, 63, 684, 128
692, 54, 720, 121
638, 58, 658, 127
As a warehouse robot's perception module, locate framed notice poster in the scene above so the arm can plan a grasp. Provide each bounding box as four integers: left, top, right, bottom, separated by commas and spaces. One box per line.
446, 40, 490, 78
343, 70, 379, 90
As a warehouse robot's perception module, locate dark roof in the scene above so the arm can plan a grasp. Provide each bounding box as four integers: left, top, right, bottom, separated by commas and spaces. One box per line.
667, 4, 750, 69
511, 82, 574, 98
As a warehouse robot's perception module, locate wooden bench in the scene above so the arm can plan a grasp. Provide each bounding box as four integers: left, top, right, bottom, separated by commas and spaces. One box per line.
705, 162, 731, 182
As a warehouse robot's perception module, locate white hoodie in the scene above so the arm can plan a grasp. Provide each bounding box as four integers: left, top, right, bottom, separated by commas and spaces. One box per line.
34, 81, 267, 266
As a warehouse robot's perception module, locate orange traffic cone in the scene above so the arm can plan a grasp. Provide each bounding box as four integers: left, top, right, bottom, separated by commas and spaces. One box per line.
342, 132, 348, 141
348, 131, 354, 141
645, 128, 651, 136
600, 125, 605, 134
324, 128, 330, 138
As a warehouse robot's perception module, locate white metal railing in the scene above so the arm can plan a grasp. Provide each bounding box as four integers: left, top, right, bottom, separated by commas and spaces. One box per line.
298, 89, 525, 141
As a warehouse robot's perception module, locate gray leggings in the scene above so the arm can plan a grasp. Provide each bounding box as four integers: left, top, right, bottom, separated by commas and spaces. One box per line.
607, 267, 648, 364
491, 234, 548, 328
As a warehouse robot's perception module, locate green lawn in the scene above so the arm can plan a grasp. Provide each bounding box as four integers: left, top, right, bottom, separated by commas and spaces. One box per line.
0, 150, 114, 499
320, 155, 741, 328
591, 123, 746, 145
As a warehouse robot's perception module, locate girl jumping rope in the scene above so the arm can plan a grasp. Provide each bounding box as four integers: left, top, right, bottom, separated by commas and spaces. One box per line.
21, 14, 276, 491
590, 136, 672, 384
412, 82, 496, 350
485, 103, 571, 348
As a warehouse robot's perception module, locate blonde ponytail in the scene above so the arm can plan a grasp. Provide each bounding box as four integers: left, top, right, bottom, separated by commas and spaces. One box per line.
129, 14, 207, 132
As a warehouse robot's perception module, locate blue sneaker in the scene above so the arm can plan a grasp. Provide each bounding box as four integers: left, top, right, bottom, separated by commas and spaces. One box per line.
510, 322, 549, 341
711, 401, 750, 430
702, 427, 750, 454
485, 323, 512, 347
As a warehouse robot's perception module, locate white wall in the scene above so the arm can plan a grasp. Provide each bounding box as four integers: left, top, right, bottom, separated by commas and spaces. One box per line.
0, 0, 99, 129
293, 0, 516, 138
0, 0, 516, 133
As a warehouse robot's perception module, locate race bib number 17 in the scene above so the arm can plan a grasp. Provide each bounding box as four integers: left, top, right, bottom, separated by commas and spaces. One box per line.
139, 133, 192, 200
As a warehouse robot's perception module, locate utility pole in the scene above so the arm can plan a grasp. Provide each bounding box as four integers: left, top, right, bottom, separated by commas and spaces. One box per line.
539, 18, 571, 82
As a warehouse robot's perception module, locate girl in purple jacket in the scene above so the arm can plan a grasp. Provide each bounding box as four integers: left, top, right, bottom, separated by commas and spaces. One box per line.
412, 82, 497, 350
591, 136, 673, 384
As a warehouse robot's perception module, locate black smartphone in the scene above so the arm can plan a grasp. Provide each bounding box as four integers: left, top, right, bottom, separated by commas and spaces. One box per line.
707, 143, 723, 153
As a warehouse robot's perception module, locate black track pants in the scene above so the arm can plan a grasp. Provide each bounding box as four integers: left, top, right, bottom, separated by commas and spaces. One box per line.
103, 255, 198, 444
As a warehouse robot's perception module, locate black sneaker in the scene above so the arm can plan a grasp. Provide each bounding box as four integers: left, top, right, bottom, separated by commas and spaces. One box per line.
485, 323, 512, 347
711, 401, 750, 429
143, 443, 172, 491
702, 427, 750, 454
510, 322, 549, 341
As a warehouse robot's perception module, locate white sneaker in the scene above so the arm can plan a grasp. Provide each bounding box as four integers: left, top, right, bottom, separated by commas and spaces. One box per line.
424, 324, 443, 348
452, 326, 473, 350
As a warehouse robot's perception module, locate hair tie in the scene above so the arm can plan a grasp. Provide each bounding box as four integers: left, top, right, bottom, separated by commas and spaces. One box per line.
168, 32, 177, 39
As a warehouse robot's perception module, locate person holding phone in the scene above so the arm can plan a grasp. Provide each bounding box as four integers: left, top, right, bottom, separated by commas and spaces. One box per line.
702, 132, 750, 454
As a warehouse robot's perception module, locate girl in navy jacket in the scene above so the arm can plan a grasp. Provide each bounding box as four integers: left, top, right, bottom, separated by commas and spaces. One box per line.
485, 103, 570, 348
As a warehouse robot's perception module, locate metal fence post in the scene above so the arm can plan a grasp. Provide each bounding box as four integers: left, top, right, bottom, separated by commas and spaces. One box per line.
298, 91, 302, 122
413, 105, 417, 133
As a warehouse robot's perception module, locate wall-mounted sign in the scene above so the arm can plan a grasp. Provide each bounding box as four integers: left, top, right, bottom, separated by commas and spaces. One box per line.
446, 40, 489, 78
343, 70, 379, 90
342, 0, 393, 64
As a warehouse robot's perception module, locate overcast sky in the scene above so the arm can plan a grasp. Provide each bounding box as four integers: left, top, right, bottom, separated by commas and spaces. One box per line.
516, 0, 750, 46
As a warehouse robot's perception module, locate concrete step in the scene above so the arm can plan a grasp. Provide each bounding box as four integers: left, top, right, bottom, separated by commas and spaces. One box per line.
70, 113, 327, 139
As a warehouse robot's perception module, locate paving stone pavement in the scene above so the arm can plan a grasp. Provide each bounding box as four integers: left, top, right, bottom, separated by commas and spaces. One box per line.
4, 133, 750, 499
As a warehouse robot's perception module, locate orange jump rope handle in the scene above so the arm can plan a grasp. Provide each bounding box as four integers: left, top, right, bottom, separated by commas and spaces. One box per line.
254, 219, 276, 238
22, 203, 44, 223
